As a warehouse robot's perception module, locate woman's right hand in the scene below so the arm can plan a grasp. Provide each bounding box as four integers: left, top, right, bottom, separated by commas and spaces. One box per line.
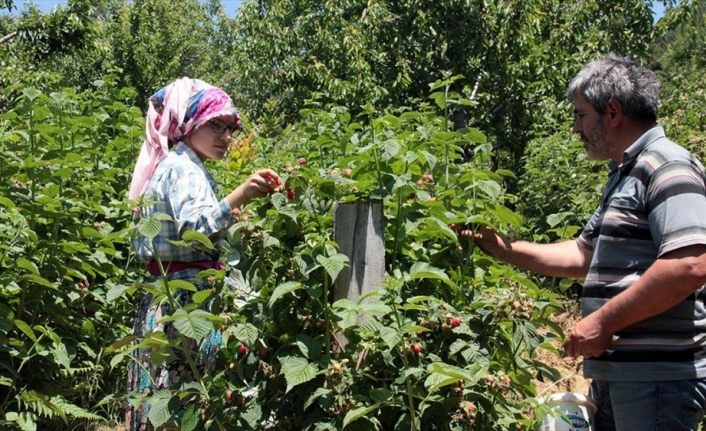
227, 169, 282, 208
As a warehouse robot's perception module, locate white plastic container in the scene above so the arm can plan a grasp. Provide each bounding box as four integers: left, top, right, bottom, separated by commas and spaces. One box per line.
538, 392, 597, 431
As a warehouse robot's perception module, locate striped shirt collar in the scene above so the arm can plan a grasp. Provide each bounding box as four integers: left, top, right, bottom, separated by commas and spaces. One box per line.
173, 141, 218, 191
613, 126, 666, 173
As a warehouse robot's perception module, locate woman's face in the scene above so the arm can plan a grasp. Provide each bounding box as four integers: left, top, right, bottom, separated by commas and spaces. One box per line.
185, 115, 239, 161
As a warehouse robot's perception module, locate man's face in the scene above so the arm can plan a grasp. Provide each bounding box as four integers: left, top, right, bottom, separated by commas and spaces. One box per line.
572, 92, 611, 161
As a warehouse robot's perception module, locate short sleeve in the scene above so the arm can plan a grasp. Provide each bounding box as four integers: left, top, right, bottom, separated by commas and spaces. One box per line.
646, 161, 706, 256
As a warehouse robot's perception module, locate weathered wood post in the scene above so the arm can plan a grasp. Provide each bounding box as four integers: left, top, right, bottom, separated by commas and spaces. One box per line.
333, 200, 385, 322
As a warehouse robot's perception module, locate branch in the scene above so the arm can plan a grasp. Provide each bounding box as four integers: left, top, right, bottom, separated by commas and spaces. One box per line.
0, 31, 18, 45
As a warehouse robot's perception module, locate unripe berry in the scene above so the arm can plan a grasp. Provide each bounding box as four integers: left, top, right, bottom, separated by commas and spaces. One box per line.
287, 187, 296, 200
298, 157, 307, 165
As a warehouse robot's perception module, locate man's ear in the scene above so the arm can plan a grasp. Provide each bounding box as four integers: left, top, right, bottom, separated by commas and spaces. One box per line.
606, 98, 624, 126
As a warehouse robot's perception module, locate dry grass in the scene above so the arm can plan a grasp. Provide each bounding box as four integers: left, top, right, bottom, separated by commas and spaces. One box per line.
535, 308, 591, 397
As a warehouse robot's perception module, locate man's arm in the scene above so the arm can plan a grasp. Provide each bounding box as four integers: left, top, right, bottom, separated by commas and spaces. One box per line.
565, 244, 706, 358
473, 226, 592, 279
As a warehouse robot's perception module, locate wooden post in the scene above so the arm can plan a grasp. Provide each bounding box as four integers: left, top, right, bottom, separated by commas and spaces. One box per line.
333, 200, 385, 312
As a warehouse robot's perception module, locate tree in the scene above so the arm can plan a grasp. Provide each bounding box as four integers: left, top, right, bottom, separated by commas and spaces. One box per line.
109, 0, 227, 104
227, 0, 658, 168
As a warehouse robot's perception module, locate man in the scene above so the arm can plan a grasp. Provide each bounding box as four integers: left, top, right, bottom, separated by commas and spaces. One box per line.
474, 54, 706, 430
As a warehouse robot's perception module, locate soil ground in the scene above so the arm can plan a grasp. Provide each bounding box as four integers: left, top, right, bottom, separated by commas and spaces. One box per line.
535, 308, 591, 397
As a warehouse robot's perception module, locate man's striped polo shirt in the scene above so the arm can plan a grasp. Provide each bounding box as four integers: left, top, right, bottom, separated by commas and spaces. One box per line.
577, 126, 706, 381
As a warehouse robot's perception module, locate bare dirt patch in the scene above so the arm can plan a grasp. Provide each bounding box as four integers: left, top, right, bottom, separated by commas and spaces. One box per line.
535, 308, 591, 397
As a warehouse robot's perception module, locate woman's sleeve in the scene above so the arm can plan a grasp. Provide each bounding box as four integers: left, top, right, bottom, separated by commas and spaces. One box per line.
166, 170, 232, 236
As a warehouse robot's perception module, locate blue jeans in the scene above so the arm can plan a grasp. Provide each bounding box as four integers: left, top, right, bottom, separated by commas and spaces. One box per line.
589, 379, 706, 430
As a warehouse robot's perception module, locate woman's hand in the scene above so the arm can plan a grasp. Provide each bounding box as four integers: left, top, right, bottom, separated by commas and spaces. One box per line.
227, 169, 282, 208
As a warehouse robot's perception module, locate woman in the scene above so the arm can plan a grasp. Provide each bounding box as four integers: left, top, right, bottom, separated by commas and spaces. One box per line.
126, 78, 280, 430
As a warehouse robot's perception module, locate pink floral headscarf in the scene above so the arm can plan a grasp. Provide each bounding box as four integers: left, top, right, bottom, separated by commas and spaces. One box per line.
128, 77, 241, 200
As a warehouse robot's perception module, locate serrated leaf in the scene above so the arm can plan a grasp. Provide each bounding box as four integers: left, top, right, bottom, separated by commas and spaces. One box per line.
408, 262, 453, 286
106, 335, 137, 352
546, 212, 571, 228
167, 279, 197, 293
172, 310, 214, 341
370, 388, 393, 402
147, 390, 173, 428
52, 343, 71, 369
192, 289, 212, 305
13, 320, 36, 342
269, 281, 304, 307
475, 180, 502, 200
279, 356, 318, 393
234, 323, 259, 345
380, 139, 400, 161
304, 387, 332, 410
181, 230, 215, 250
16, 257, 39, 275
137, 217, 162, 239
358, 302, 391, 318
106, 283, 133, 301
23, 274, 55, 289
342, 402, 381, 428
316, 253, 349, 282
180, 405, 199, 431
380, 327, 401, 349
295, 334, 322, 360
0, 196, 16, 209
23, 88, 41, 102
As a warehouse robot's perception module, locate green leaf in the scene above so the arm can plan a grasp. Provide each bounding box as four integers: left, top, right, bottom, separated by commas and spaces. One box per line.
23, 88, 41, 102
279, 356, 318, 393
316, 253, 349, 282
172, 310, 214, 341
475, 180, 502, 200
546, 212, 571, 228
342, 402, 381, 428
295, 334, 322, 360
304, 387, 332, 410
137, 216, 162, 240
13, 320, 37, 342
167, 279, 197, 293
182, 230, 215, 250
233, 323, 259, 345
52, 343, 71, 369
23, 274, 55, 289
380, 327, 401, 349
147, 390, 173, 428
107, 283, 133, 301
16, 257, 38, 275
380, 139, 401, 161
408, 262, 453, 286
269, 281, 304, 307
180, 405, 199, 431
192, 289, 213, 305
370, 388, 393, 402
0, 196, 16, 209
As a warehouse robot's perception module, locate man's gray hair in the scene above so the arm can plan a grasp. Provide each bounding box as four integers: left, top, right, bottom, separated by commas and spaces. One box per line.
567, 53, 660, 124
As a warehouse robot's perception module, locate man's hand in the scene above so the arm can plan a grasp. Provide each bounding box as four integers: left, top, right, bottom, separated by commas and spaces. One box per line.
471, 226, 512, 259
563, 313, 614, 358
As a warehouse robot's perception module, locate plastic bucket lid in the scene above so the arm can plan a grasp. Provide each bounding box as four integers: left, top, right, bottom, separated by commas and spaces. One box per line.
545, 392, 597, 414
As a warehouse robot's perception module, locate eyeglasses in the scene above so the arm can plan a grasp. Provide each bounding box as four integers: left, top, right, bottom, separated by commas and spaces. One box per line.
207, 119, 240, 135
